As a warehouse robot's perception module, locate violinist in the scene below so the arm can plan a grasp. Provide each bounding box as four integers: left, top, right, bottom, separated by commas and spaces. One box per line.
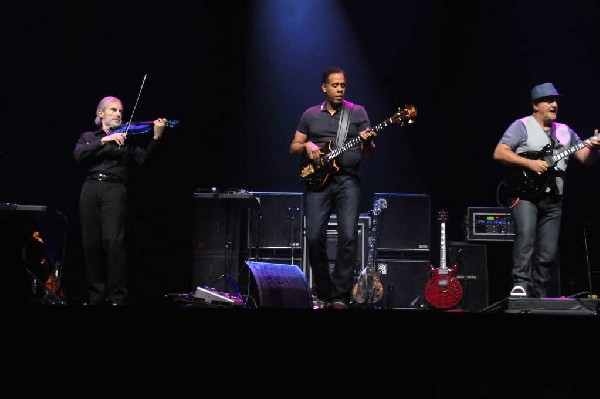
73, 95, 168, 306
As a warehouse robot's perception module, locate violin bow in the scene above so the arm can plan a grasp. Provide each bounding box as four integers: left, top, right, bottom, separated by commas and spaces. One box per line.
122, 73, 148, 136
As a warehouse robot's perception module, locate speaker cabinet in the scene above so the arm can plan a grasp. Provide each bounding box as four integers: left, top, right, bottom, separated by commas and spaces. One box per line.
192, 193, 257, 291
447, 241, 488, 312
326, 213, 370, 265
304, 213, 370, 288
192, 251, 240, 293
374, 193, 431, 255
248, 192, 303, 250
239, 261, 312, 308
377, 259, 430, 308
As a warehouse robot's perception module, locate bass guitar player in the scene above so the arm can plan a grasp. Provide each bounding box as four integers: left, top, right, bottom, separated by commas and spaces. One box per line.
289, 66, 378, 309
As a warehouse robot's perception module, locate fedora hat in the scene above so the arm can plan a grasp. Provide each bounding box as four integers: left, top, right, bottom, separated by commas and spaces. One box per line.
531, 82, 561, 103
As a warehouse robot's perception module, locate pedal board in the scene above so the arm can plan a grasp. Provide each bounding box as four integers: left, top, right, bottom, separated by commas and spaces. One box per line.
194, 286, 243, 307
506, 297, 600, 315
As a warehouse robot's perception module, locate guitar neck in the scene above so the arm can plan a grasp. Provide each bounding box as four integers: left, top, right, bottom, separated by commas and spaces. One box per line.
366, 217, 379, 270
550, 142, 587, 165
439, 221, 447, 272
548, 133, 599, 166
325, 117, 394, 161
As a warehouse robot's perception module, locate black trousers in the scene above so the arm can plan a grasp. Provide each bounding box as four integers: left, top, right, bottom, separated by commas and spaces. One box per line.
305, 174, 360, 304
79, 179, 128, 305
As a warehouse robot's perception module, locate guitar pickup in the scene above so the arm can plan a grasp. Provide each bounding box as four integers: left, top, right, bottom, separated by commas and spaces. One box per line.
300, 164, 314, 177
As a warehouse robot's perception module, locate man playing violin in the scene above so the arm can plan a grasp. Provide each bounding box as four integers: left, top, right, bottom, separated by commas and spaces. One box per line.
73, 96, 167, 306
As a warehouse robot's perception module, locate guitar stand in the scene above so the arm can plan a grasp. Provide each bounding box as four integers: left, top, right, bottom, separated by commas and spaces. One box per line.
583, 222, 597, 297
286, 207, 301, 265
250, 209, 262, 261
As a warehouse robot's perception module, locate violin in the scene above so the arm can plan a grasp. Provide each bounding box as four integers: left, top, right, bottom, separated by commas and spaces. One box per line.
110, 119, 180, 136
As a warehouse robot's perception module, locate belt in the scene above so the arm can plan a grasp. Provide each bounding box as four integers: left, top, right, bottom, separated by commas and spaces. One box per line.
86, 173, 124, 183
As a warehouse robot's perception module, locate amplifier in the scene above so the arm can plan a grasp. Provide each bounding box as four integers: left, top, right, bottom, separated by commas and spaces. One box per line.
304, 213, 370, 289
466, 207, 515, 242
374, 193, 431, 254
326, 213, 370, 265
247, 192, 303, 250
377, 259, 431, 309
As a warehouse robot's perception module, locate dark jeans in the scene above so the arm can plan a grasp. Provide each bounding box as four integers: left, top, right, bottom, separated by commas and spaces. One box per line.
79, 179, 128, 305
305, 174, 360, 304
510, 194, 562, 298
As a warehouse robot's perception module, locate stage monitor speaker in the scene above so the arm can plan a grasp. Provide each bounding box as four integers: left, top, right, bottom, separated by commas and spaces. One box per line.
248, 192, 303, 250
374, 193, 431, 255
377, 259, 430, 308
240, 261, 312, 308
447, 241, 488, 312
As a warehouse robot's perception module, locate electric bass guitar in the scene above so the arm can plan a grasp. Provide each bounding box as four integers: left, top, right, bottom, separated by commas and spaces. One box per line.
352, 197, 387, 304
424, 210, 463, 309
504, 131, 600, 199
300, 105, 417, 191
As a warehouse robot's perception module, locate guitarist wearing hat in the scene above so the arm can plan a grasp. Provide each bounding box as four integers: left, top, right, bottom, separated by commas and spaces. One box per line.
493, 82, 600, 298
290, 66, 376, 310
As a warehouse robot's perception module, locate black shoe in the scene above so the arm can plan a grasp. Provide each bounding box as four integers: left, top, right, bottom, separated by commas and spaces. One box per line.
313, 299, 329, 309
331, 300, 348, 309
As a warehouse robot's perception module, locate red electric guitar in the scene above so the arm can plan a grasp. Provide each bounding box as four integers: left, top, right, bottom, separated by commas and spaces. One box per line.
424, 210, 463, 309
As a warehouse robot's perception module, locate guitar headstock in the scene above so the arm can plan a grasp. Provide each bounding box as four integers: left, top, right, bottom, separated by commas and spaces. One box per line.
437, 209, 448, 223
372, 198, 388, 216
390, 104, 417, 127
166, 119, 181, 128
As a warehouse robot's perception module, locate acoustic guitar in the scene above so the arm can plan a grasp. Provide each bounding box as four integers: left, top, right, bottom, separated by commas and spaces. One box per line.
352, 197, 388, 304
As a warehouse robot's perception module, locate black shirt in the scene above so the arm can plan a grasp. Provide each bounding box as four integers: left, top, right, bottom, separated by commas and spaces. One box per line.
73, 129, 161, 184
296, 100, 370, 176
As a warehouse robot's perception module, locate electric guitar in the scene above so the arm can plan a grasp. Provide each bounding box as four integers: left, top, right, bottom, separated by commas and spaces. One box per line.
352, 197, 387, 304
300, 105, 417, 191
504, 131, 600, 199
424, 210, 463, 309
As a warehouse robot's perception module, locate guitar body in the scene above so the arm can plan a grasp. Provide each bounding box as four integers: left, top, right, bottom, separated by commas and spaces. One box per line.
424, 210, 463, 310
352, 271, 383, 304
300, 140, 338, 190
424, 265, 463, 309
503, 144, 554, 199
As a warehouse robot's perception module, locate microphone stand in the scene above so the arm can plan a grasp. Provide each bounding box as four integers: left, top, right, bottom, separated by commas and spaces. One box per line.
583, 222, 594, 295
252, 209, 262, 261
287, 207, 300, 266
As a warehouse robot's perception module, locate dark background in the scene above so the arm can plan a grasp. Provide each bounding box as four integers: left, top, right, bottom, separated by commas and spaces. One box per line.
4, 0, 600, 306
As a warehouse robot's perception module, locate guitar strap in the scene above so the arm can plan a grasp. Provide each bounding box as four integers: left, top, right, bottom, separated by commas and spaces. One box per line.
335, 101, 354, 148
